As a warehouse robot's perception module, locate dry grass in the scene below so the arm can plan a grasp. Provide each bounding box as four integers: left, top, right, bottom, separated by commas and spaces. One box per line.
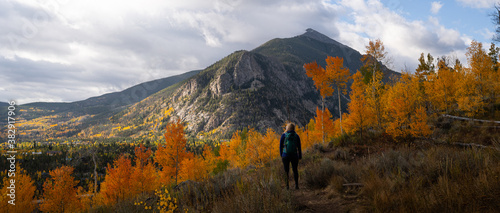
296, 123, 500, 212
211, 165, 293, 213
360, 146, 500, 212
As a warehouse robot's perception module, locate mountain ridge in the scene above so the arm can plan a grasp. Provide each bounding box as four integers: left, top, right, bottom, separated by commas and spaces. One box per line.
5, 29, 399, 140
23, 69, 201, 108
0, 70, 200, 140
104, 29, 399, 138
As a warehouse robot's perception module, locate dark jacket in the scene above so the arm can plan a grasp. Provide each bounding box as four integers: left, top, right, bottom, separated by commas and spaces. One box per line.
280, 130, 302, 159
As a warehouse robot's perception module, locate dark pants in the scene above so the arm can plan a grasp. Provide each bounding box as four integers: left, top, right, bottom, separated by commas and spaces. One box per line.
282, 156, 299, 189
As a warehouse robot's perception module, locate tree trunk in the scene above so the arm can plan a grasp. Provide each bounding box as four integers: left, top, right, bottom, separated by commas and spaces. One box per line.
372, 68, 379, 129
175, 143, 179, 185
322, 96, 325, 144
445, 90, 449, 114
360, 113, 363, 141
338, 86, 343, 135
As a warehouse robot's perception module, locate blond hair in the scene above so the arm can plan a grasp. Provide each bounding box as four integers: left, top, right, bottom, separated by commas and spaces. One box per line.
286, 123, 295, 132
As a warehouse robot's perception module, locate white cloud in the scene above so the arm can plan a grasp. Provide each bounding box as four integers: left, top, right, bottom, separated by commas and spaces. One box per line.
457, 0, 497, 8
333, 0, 468, 72
480, 28, 495, 40
431, 1, 443, 14
0, 0, 339, 104
0, 0, 477, 103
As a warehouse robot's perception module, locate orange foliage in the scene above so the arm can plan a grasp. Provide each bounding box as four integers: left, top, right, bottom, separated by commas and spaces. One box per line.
40, 166, 82, 213
245, 128, 262, 167
218, 143, 231, 163
260, 128, 280, 165
344, 71, 375, 138
455, 69, 485, 117
225, 131, 247, 168
363, 39, 388, 64
132, 144, 160, 194
98, 145, 161, 207
425, 60, 457, 114
417, 40, 500, 118
454, 40, 494, 117
325, 56, 350, 94
362, 39, 388, 129
219, 128, 280, 169
384, 73, 430, 140
304, 61, 333, 99
201, 144, 217, 174
296, 122, 315, 150
409, 106, 432, 137
155, 119, 189, 185
179, 152, 207, 182
325, 56, 351, 133
177, 144, 226, 182
306, 56, 351, 137
305, 60, 333, 143
312, 107, 336, 143
467, 40, 496, 102
0, 167, 36, 213
246, 128, 279, 167
134, 144, 152, 167
97, 155, 134, 206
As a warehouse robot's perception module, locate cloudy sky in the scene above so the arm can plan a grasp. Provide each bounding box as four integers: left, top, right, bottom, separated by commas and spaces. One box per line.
0, 0, 497, 104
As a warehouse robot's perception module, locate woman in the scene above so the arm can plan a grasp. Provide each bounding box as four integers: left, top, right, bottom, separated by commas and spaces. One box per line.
280, 123, 302, 189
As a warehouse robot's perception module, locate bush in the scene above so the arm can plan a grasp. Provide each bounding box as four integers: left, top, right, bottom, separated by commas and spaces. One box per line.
332, 147, 350, 161
332, 160, 361, 184
368, 149, 412, 178
213, 160, 229, 175
304, 158, 336, 189
331, 133, 352, 147
312, 143, 329, 153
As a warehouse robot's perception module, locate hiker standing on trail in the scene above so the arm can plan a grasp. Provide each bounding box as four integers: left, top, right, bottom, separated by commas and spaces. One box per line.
280, 123, 302, 190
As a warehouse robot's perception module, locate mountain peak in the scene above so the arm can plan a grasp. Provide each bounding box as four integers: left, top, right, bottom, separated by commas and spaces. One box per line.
301, 28, 349, 49
301, 28, 337, 44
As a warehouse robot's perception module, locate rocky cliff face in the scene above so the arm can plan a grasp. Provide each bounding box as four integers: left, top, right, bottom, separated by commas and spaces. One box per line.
162, 50, 320, 135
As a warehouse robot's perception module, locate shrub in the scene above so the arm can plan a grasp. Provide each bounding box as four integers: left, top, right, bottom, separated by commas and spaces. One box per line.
213, 160, 229, 175
304, 158, 336, 189
368, 149, 412, 178
332, 147, 350, 161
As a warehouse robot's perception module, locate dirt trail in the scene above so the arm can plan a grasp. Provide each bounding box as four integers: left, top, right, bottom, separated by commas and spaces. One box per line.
291, 186, 343, 213
287, 146, 368, 213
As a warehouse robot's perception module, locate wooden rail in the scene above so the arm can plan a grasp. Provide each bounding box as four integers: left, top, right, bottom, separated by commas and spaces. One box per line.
442, 114, 500, 124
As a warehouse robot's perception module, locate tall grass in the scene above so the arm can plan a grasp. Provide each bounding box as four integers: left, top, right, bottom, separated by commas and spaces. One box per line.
171, 161, 293, 213
211, 165, 293, 213
361, 147, 500, 212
